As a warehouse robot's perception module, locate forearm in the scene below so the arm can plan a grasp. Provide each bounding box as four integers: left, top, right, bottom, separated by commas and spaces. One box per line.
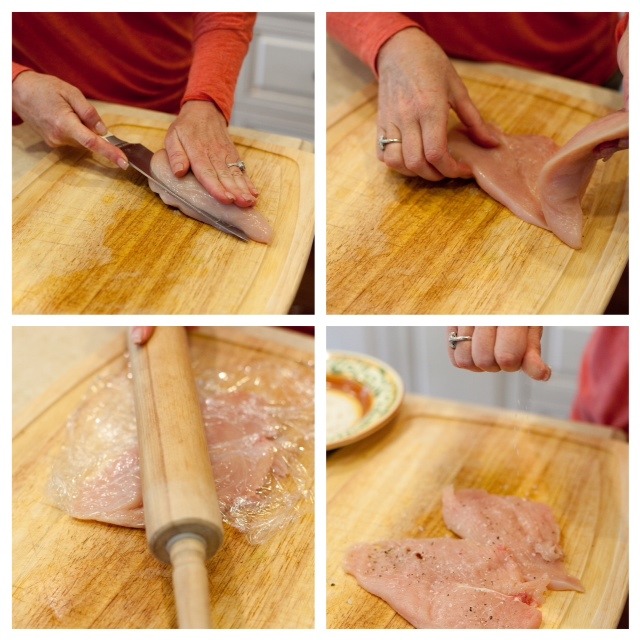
183, 12, 257, 122
327, 12, 423, 75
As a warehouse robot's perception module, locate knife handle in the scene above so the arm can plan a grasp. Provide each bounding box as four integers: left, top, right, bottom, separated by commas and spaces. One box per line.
128, 326, 223, 628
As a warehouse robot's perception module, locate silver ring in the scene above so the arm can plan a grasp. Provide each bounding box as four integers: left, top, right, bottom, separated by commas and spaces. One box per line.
378, 135, 402, 151
227, 160, 246, 172
449, 332, 472, 349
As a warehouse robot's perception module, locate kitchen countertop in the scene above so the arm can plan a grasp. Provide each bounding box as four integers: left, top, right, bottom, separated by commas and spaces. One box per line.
13, 327, 122, 423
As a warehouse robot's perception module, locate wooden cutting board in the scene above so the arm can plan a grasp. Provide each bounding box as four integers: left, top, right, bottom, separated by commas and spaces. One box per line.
327, 70, 628, 314
327, 395, 628, 629
13, 113, 314, 314
13, 327, 314, 629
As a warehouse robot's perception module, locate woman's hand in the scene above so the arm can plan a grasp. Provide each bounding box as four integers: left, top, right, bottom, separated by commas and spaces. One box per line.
130, 327, 197, 345
617, 25, 629, 110
447, 326, 551, 381
376, 28, 499, 181
12, 70, 128, 168
164, 100, 259, 207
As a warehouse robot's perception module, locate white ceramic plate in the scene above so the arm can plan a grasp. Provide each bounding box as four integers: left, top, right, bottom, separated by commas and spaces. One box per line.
326, 351, 404, 450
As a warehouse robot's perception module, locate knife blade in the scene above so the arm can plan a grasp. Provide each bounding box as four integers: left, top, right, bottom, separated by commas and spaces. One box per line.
105, 135, 249, 242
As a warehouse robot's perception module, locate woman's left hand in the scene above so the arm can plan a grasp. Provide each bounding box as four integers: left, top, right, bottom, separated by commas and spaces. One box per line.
164, 100, 259, 207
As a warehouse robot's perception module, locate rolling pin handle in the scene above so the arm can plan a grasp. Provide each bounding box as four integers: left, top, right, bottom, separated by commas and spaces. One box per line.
168, 534, 212, 629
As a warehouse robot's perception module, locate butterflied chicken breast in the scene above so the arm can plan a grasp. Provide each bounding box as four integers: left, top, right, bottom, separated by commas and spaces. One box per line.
345, 538, 545, 628
149, 149, 273, 244
448, 111, 628, 249
442, 486, 584, 592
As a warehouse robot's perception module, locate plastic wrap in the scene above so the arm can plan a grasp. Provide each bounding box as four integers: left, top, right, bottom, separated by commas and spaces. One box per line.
47, 345, 314, 544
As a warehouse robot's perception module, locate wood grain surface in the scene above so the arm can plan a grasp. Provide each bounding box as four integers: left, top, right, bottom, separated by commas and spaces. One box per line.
13, 113, 314, 314
13, 327, 314, 629
327, 395, 628, 629
327, 71, 628, 314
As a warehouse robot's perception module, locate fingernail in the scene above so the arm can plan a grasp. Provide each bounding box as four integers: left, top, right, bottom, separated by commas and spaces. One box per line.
542, 367, 552, 382
130, 327, 144, 345
225, 192, 235, 201
174, 163, 184, 173
117, 157, 129, 170
95, 121, 108, 135
242, 193, 255, 204
250, 187, 260, 196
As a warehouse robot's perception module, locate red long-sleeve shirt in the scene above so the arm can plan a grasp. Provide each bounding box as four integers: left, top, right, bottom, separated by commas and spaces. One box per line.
12, 12, 256, 121
328, 12, 620, 86
572, 327, 628, 433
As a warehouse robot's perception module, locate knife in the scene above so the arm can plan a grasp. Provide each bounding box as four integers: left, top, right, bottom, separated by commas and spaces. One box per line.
105, 135, 249, 242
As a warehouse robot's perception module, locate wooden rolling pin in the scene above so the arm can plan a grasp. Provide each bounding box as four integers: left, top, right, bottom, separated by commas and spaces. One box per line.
128, 326, 224, 629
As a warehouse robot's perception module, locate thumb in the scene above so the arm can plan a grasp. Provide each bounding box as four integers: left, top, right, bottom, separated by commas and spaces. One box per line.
522, 327, 551, 381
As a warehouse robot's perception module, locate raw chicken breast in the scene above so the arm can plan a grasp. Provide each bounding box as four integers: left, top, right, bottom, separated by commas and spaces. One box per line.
344, 538, 544, 628
60, 444, 143, 527
57, 391, 279, 528
449, 126, 558, 229
49, 386, 305, 542
537, 110, 629, 249
448, 111, 628, 249
149, 148, 273, 243
442, 486, 584, 592
343, 486, 583, 628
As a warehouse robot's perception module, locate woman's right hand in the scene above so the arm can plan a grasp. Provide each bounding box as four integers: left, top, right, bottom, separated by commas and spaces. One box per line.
376, 28, 499, 181
12, 70, 128, 168
447, 326, 552, 381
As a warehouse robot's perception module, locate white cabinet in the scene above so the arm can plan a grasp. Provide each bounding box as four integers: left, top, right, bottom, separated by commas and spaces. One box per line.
232, 12, 314, 141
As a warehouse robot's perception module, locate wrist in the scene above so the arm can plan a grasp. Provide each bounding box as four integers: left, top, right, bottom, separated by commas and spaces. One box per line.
12, 69, 37, 112
377, 27, 426, 73
180, 99, 226, 121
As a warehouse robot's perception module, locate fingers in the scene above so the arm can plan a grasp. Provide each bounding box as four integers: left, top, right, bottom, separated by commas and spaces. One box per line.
449, 326, 482, 372
66, 120, 128, 168
377, 114, 472, 181
164, 129, 190, 178
191, 153, 255, 207
130, 326, 197, 346
65, 87, 108, 136
130, 326, 155, 345
418, 96, 473, 179
471, 327, 501, 372
493, 327, 529, 372
166, 100, 260, 207
377, 122, 420, 178
450, 79, 501, 148
448, 326, 551, 381
63, 87, 129, 169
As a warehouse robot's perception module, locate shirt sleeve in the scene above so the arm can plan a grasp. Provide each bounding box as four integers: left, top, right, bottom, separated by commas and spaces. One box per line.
615, 13, 628, 43
327, 12, 424, 75
182, 12, 257, 122
12, 61, 31, 81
